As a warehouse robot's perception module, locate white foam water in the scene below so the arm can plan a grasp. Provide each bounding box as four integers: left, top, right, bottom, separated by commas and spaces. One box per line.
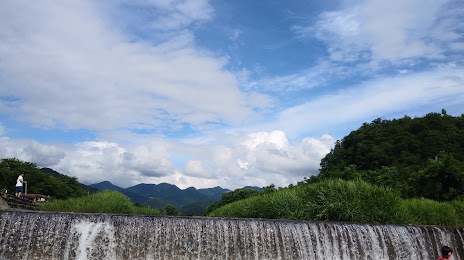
0, 211, 462, 260
63, 221, 116, 260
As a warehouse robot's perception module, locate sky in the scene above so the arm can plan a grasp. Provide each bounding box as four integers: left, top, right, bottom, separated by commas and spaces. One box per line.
0, 0, 463, 190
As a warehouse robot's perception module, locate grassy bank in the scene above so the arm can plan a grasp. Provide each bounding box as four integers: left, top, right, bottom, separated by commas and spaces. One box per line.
208, 179, 464, 226
40, 190, 162, 215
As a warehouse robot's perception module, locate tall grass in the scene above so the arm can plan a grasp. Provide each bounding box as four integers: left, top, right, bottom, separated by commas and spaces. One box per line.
209, 179, 403, 224
400, 198, 464, 226
41, 190, 162, 215
301, 179, 402, 223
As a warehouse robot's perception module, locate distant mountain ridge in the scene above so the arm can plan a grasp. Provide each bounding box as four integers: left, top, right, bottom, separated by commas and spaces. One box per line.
40, 167, 258, 215
90, 181, 231, 215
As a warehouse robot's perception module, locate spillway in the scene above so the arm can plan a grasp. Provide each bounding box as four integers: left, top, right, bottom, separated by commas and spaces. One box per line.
0, 210, 462, 259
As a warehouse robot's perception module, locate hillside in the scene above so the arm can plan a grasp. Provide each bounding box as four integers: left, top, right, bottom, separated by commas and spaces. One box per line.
90, 182, 155, 204
320, 111, 464, 173
40, 168, 99, 194
310, 111, 464, 201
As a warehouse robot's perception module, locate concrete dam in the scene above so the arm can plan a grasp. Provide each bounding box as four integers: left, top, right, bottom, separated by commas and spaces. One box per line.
0, 210, 463, 259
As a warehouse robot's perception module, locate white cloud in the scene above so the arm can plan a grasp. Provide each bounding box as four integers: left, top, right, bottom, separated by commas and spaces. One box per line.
57, 141, 177, 185
238, 131, 333, 177
183, 160, 214, 178
294, 0, 462, 63
209, 131, 335, 188
360, 0, 447, 62
0, 139, 65, 167
0, 131, 336, 189
244, 60, 342, 92
0, 138, 177, 187
272, 66, 464, 138
0, 1, 265, 132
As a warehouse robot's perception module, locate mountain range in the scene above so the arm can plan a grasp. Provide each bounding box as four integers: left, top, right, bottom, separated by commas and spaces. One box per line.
89, 181, 232, 215
40, 167, 262, 215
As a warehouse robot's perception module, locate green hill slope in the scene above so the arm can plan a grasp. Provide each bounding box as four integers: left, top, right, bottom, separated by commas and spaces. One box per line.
310, 111, 464, 201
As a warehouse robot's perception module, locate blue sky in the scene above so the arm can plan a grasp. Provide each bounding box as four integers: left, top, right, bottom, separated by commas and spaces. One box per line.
0, 0, 463, 189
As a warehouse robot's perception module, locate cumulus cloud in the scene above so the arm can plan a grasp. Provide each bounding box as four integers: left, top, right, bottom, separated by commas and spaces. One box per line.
210, 131, 335, 188
0, 131, 335, 189
0, 139, 65, 167
0, 138, 176, 187
54, 141, 177, 186
240, 131, 333, 176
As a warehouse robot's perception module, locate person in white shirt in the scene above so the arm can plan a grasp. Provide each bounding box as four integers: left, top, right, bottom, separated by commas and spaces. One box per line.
15, 173, 26, 198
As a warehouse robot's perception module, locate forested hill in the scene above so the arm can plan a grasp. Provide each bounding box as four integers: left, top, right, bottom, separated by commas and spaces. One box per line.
310, 110, 464, 201
0, 158, 88, 199
40, 167, 99, 194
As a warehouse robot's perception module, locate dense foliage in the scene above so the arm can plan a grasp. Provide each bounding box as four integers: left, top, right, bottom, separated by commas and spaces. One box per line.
208, 179, 464, 226
41, 190, 162, 215
310, 111, 464, 201
0, 158, 87, 199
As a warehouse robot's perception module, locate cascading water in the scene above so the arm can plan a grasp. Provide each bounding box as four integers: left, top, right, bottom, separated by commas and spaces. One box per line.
0, 210, 462, 260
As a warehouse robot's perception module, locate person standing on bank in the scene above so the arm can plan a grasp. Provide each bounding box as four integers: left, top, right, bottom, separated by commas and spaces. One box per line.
15, 172, 27, 198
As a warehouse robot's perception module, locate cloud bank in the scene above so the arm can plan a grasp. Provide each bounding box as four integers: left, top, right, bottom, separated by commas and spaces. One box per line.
0, 132, 334, 189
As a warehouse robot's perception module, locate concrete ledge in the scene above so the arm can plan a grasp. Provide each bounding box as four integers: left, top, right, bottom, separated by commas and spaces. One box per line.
1, 194, 39, 210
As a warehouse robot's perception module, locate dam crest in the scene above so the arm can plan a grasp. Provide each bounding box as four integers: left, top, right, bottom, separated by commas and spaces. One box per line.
0, 210, 463, 259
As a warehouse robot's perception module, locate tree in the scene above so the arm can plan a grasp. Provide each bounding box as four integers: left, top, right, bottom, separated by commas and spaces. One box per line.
262, 184, 277, 193
163, 204, 180, 216
412, 152, 464, 201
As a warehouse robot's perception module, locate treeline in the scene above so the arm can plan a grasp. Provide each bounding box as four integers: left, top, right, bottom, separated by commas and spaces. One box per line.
0, 158, 87, 199
308, 110, 464, 201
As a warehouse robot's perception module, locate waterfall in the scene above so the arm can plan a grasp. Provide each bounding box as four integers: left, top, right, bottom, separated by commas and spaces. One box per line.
0, 210, 462, 260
